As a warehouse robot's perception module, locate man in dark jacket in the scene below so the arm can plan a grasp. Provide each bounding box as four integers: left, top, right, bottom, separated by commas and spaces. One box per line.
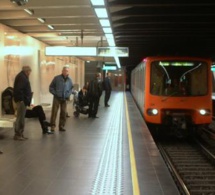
88, 73, 102, 118
49, 66, 73, 132
13, 66, 32, 140
104, 72, 112, 107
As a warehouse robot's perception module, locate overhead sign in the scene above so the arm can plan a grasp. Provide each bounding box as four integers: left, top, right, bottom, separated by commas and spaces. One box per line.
45, 47, 97, 56
102, 65, 117, 70
97, 47, 129, 57
45, 46, 128, 57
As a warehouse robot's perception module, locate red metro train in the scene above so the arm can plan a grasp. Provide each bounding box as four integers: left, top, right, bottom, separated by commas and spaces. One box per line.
131, 56, 212, 134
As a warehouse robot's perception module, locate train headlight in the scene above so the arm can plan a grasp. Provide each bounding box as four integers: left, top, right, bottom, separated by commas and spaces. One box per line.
199, 109, 210, 115
147, 108, 158, 115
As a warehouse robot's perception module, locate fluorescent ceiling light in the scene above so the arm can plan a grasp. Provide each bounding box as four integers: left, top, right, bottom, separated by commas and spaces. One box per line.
45, 47, 97, 56
95, 8, 108, 18
37, 18, 45, 23
47, 25, 54, 30
24, 9, 34, 15
114, 56, 121, 68
103, 27, 112, 33
90, 0, 105, 6
105, 34, 114, 39
99, 19, 110, 27
107, 39, 115, 47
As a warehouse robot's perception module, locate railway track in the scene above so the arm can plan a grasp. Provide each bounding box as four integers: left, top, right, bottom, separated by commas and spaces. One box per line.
157, 136, 215, 195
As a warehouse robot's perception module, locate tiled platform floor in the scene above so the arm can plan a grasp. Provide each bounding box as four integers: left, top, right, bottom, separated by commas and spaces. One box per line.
0, 92, 179, 195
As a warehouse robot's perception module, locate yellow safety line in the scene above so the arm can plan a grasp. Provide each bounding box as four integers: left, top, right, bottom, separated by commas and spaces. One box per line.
124, 93, 140, 195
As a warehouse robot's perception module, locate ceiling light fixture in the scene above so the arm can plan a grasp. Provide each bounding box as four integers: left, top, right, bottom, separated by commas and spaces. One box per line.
37, 18, 45, 23
90, 0, 105, 6
106, 39, 115, 47
99, 19, 110, 27
114, 56, 121, 68
11, 0, 28, 6
24, 9, 34, 15
91, 0, 121, 68
95, 8, 108, 18
47, 25, 54, 30
105, 33, 114, 39
103, 27, 112, 33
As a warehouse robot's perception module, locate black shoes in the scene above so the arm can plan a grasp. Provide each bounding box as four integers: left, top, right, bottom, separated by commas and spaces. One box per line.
0, 150, 3, 154
42, 122, 53, 134
105, 104, 110, 107
43, 128, 54, 134
43, 121, 51, 127
59, 128, 66, 131
46, 130, 54, 134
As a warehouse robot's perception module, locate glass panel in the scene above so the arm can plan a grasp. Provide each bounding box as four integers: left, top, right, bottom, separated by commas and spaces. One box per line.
150, 60, 208, 96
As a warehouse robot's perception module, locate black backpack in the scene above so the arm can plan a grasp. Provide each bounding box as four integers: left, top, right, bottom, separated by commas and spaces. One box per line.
2, 87, 15, 114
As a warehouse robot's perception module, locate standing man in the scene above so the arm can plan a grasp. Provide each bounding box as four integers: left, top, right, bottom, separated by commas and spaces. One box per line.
13, 66, 32, 140
88, 73, 102, 118
104, 72, 112, 107
97, 72, 103, 105
49, 66, 73, 132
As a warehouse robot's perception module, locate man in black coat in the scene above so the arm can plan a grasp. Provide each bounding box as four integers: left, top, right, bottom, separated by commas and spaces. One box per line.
13, 66, 32, 140
88, 73, 102, 118
103, 72, 112, 107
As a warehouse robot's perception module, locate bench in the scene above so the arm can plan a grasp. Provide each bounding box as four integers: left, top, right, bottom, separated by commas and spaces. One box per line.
0, 103, 52, 129
0, 115, 16, 128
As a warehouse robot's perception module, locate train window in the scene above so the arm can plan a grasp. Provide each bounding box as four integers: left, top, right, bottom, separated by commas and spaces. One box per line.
150, 60, 208, 96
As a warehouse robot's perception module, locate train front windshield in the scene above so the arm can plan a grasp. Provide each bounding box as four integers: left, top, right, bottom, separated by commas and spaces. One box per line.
150, 60, 208, 96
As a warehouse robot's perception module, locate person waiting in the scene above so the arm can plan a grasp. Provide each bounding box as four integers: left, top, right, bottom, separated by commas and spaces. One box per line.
25, 105, 53, 134
103, 72, 112, 107
88, 73, 103, 118
78, 85, 89, 107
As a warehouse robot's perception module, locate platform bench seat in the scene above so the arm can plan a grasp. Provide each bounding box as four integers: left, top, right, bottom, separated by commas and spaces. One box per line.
0, 115, 16, 128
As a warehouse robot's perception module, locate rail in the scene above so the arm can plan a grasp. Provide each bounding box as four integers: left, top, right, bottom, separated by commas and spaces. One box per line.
157, 143, 190, 195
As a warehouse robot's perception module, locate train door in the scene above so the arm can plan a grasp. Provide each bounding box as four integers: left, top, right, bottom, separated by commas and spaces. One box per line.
107, 68, 125, 91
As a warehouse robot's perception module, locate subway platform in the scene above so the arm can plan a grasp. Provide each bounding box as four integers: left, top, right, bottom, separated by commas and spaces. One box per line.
0, 92, 179, 195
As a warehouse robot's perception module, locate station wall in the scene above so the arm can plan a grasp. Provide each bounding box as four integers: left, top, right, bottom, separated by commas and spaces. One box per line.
0, 23, 85, 116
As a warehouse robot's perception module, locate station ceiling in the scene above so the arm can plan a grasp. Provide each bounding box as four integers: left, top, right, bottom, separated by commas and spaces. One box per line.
1, 0, 215, 70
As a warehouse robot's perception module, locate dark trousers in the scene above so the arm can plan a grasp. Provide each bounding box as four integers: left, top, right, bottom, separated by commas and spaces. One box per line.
25, 105, 46, 130
89, 96, 99, 117
104, 90, 111, 106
